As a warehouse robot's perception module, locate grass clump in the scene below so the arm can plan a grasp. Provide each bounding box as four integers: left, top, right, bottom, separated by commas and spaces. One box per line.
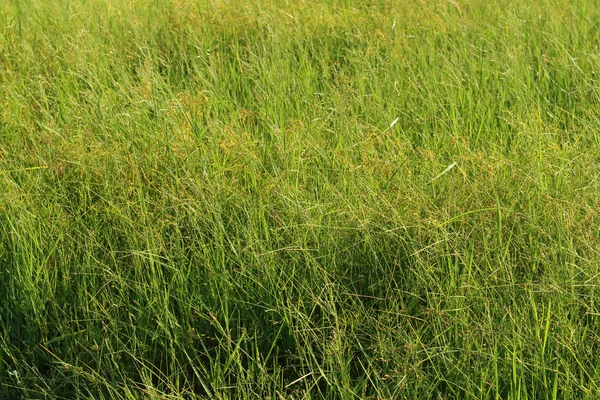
1, 0, 600, 398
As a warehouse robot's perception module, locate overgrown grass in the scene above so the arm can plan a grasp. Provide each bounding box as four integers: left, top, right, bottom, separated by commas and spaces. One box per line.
1, 0, 600, 398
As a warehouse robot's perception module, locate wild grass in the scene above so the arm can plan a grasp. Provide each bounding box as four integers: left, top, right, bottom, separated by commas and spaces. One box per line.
1, 0, 600, 398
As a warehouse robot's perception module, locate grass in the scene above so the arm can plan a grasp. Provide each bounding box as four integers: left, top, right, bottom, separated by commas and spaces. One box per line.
1, 0, 600, 398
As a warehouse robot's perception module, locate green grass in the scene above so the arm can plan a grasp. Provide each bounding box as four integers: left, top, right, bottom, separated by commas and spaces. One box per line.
1, 0, 600, 398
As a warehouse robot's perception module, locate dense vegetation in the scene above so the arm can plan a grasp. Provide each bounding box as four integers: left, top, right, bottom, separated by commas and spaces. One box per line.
1, 0, 600, 398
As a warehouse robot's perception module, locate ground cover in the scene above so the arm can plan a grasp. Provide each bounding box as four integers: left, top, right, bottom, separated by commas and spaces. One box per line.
1, 0, 600, 398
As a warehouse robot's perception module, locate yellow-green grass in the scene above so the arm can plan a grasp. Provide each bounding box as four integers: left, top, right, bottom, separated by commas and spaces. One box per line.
1, 0, 600, 398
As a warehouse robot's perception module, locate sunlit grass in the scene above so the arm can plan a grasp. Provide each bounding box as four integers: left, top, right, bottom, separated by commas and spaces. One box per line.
1, 0, 600, 398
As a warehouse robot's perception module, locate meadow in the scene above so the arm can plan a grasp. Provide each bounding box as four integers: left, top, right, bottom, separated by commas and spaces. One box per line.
1, 0, 600, 398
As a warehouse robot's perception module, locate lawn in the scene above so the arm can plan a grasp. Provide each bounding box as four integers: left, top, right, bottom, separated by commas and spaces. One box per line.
1, 0, 600, 398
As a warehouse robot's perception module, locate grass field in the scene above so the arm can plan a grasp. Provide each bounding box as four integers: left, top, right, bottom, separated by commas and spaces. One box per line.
1, 0, 600, 398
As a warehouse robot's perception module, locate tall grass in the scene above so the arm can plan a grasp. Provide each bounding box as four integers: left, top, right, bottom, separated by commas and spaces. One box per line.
1, 0, 600, 398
